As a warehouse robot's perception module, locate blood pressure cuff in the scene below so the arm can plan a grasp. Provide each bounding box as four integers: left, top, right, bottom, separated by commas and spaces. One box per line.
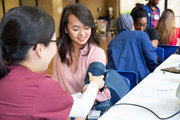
84, 62, 130, 98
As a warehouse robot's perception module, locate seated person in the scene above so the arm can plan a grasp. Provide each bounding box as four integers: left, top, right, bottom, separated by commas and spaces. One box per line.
53, 3, 111, 117
0, 6, 104, 120
106, 14, 158, 81
131, 3, 159, 48
156, 9, 180, 45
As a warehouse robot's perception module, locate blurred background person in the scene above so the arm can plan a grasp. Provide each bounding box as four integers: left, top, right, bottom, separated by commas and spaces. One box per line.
131, 3, 159, 47
156, 9, 180, 45
144, 0, 160, 28
107, 14, 158, 82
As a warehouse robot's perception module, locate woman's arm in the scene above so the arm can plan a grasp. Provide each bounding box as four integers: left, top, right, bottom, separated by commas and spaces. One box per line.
141, 32, 158, 72
69, 73, 104, 118
151, 40, 159, 48
89, 46, 106, 66
69, 82, 98, 118
149, 28, 159, 48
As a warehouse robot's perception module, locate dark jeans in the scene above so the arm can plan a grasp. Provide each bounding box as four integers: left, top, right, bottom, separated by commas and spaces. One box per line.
84, 62, 110, 115
94, 99, 111, 116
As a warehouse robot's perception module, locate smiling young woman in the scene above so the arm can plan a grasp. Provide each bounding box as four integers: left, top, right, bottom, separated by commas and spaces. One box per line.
53, 3, 111, 118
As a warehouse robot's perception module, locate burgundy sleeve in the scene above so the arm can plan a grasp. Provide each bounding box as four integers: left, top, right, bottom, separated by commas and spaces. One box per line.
33, 78, 73, 120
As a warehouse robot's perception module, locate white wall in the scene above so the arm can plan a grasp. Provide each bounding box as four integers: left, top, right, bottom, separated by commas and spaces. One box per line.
168, 0, 180, 27
119, 0, 148, 14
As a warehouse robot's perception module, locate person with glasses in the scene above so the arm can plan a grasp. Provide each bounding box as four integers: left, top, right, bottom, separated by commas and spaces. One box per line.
0, 6, 105, 120
107, 14, 158, 82
131, 3, 159, 47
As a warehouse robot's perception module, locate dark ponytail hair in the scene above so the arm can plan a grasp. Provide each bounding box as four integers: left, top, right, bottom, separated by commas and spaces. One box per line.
0, 6, 55, 79
130, 3, 148, 22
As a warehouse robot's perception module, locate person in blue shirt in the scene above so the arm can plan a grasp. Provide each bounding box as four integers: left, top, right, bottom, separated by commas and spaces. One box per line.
106, 14, 158, 82
143, 0, 160, 28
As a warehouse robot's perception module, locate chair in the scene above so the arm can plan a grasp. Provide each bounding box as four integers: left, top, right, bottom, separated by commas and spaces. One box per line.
104, 69, 130, 105
158, 44, 179, 60
117, 71, 138, 90
156, 47, 164, 64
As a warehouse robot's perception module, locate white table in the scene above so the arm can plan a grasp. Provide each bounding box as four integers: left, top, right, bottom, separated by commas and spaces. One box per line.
99, 54, 180, 120
154, 54, 180, 73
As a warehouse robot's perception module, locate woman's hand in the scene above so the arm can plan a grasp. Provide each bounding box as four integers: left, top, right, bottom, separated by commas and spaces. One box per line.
88, 72, 104, 89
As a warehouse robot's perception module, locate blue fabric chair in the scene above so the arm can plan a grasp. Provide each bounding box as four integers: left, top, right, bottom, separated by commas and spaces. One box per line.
105, 69, 130, 105
158, 44, 179, 60
117, 71, 138, 90
156, 47, 164, 64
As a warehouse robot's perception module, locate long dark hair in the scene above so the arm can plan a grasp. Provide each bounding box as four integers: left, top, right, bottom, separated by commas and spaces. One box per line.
131, 3, 148, 22
58, 3, 99, 66
0, 6, 55, 79
156, 9, 175, 44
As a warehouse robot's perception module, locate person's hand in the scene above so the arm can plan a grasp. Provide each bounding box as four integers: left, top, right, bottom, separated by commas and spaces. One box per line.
88, 72, 104, 89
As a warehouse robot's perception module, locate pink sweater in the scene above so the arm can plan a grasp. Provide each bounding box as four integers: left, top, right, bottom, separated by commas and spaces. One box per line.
169, 28, 180, 45
53, 44, 110, 101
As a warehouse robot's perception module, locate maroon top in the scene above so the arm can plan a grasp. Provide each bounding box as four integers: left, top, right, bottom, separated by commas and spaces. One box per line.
0, 65, 73, 120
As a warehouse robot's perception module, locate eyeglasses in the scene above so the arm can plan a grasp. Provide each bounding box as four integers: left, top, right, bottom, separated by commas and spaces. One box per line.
33, 40, 58, 50
134, 23, 147, 29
